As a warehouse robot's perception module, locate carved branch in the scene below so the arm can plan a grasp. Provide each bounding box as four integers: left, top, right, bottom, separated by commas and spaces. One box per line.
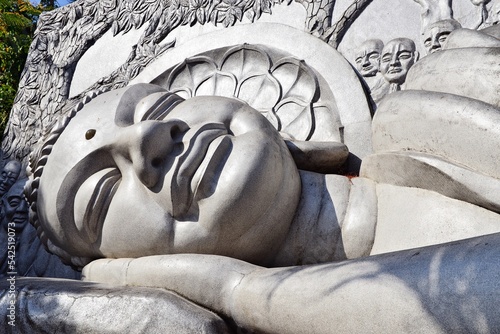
296, 0, 336, 37
413, 0, 453, 31
322, 0, 373, 48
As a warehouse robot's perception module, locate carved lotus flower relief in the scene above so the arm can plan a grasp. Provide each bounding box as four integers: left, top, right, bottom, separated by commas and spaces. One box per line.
165, 44, 325, 140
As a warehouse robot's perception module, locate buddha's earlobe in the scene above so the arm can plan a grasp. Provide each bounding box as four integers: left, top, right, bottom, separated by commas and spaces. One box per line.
284, 140, 349, 174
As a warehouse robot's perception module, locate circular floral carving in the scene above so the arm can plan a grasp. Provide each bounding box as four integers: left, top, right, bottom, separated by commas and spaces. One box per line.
164, 44, 333, 141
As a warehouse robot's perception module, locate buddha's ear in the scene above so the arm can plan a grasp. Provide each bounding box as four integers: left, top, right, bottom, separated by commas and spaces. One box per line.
284, 140, 349, 174
414, 51, 420, 62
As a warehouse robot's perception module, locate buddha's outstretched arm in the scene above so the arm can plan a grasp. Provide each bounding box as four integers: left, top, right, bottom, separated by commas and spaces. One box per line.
83, 233, 500, 333
82, 254, 259, 316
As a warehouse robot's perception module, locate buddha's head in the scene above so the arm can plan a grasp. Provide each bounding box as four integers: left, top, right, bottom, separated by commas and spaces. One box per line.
26, 84, 303, 268
380, 38, 419, 85
354, 39, 384, 77
423, 19, 462, 54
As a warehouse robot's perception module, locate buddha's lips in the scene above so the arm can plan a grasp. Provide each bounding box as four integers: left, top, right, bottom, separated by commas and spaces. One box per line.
171, 123, 229, 219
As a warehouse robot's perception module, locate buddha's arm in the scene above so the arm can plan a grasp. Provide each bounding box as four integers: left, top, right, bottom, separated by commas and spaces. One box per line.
82, 254, 259, 316
83, 233, 500, 333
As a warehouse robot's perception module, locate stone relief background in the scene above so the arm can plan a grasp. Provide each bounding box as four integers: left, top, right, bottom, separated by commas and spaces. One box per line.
0, 0, 499, 332
0, 0, 496, 282
2, 0, 493, 164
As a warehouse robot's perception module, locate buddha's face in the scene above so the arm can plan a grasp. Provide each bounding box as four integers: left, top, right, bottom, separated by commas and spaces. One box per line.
37, 84, 300, 265
423, 20, 460, 54
380, 39, 417, 85
354, 39, 383, 77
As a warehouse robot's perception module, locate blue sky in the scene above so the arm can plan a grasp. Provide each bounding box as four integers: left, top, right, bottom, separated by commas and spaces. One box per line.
31, 0, 72, 6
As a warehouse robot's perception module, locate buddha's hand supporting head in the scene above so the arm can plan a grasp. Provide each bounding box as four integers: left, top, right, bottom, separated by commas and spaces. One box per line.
28, 84, 301, 268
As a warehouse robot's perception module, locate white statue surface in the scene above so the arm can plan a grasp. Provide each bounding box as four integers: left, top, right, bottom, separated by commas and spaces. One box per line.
1, 0, 500, 333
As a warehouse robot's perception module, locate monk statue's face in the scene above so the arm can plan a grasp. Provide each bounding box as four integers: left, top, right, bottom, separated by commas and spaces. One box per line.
380, 39, 418, 85
2, 178, 28, 232
36, 84, 301, 264
0, 161, 20, 196
354, 39, 384, 77
423, 20, 461, 54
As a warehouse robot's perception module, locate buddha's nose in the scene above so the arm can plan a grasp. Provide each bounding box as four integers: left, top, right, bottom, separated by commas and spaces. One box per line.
114, 120, 189, 188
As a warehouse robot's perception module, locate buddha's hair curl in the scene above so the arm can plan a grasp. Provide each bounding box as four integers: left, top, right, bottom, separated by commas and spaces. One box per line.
24, 88, 110, 270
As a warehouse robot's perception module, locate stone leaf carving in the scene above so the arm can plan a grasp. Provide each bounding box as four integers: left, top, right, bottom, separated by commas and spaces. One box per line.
3, 0, 293, 164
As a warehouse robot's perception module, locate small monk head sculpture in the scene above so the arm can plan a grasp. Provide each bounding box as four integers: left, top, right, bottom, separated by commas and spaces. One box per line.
26, 84, 305, 268
423, 19, 462, 54
380, 38, 419, 86
0, 160, 21, 197
354, 39, 384, 77
2, 178, 29, 232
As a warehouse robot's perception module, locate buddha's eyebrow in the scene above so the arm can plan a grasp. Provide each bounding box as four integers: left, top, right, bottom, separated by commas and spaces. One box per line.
114, 84, 168, 127
140, 93, 184, 122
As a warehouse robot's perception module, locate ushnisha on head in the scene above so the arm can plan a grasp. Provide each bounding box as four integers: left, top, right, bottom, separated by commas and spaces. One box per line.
423, 19, 462, 54
380, 38, 419, 85
26, 84, 311, 269
354, 39, 384, 77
